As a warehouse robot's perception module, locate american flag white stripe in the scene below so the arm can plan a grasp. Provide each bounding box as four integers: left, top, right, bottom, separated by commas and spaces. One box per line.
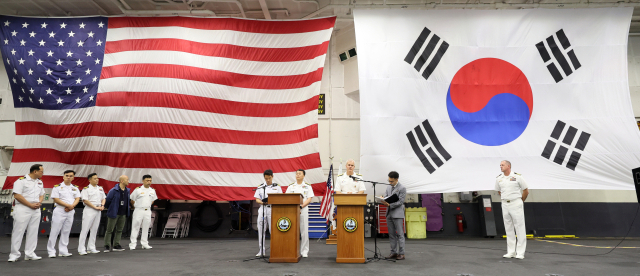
98, 77, 321, 104
3, 16, 335, 201
16, 136, 320, 160
17, 107, 319, 132
105, 27, 333, 48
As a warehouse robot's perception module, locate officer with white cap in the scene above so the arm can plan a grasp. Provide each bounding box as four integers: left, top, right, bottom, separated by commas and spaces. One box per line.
129, 175, 157, 250
8, 164, 45, 262
78, 173, 106, 255
254, 169, 283, 257
47, 170, 81, 258
285, 169, 314, 258
495, 160, 529, 260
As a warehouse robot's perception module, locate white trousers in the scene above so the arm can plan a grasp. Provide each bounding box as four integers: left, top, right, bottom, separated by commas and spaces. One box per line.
78, 207, 101, 253
257, 206, 272, 254
130, 208, 151, 249
47, 207, 75, 256
502, 198, 527, 257
10, 204, 41, 259
300, 208, 309, 255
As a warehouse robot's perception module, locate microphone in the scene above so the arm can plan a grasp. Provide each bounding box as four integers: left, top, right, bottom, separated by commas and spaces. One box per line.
349, 175, 359, 181
252, 183, 266, 191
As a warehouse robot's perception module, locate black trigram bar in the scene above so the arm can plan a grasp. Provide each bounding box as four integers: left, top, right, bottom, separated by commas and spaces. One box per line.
421, 119, 451, 161
404, 28, 431, 64
536, 29, 581, 83
405, 27, 449, 81
407, 131, 436, 174
406, 119, 452, 174
566, 151, 582, 171
541, 120, 591, 170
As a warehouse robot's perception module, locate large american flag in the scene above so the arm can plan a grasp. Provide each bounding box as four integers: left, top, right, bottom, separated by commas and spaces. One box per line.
0, 16, 334, 201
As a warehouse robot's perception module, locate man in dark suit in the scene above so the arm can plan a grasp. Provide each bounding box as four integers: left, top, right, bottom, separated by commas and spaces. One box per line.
380, 171, 406, 260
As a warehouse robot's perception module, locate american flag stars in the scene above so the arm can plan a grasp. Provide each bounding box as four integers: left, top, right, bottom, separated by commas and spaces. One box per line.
0, 16, 107, 110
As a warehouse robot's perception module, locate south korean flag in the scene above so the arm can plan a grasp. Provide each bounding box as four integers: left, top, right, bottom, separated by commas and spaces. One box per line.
355, 8, 640, 193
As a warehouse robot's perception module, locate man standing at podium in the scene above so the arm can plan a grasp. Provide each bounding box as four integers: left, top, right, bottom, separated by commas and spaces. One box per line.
254, 169, 282, 257
335, 159, 365, 194
285, 169, 314, 258
380, 171, 406, 260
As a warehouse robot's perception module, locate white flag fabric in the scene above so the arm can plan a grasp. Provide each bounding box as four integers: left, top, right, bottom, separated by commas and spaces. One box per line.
355, 8, 640, 193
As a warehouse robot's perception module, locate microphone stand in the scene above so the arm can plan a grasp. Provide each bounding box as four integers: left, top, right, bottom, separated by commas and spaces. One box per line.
355, 178, 396, 263
244, 183, 270, 263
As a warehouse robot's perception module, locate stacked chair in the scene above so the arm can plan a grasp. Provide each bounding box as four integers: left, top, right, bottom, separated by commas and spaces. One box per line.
162, 211, 192, 238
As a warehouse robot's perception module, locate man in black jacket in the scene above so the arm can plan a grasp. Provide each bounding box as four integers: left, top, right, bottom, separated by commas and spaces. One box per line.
103, 175, 131, 252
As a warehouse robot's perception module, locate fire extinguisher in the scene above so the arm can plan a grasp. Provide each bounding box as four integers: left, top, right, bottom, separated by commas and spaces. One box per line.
455, 213, 467, 233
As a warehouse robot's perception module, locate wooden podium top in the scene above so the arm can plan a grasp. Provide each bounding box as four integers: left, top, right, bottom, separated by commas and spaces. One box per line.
333, 194, 367, 206
269, 193, 303, 205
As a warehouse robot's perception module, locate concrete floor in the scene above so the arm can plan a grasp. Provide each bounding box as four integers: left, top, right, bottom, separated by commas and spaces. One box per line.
0, 236, 639, 276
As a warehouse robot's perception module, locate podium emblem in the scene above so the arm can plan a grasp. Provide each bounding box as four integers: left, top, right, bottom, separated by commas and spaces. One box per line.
277, 217, 291, 232
343, 217, 358, 233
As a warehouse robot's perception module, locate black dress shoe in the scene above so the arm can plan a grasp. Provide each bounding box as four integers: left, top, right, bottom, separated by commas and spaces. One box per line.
387, 253, 398, 259
396, 255, 405, 260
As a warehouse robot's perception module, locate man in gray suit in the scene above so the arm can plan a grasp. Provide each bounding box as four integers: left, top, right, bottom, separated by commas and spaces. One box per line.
380, 171, 406, 260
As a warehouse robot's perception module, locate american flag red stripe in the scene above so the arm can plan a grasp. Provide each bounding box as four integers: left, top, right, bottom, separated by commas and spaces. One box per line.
2, 16, 335, 201
12, 149, 322, 173
107, 17, 336, 33
100, 65, 324, 89
16, 122, 319, 145
4, 175, 326, 201
105, 39, 330, 62
96, 92, 320, 117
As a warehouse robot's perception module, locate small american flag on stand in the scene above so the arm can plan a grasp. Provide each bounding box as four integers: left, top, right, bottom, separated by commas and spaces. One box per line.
319, 163, 333, 223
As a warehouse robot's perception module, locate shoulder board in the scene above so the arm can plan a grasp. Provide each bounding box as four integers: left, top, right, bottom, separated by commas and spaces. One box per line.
304, 182, 310, 185
19, 177, 25, 180
514, 172, 521, 175
356, 173, 362, 176
273, 183, 278, 186
74, 185, 79, 188
496, 174, 501, 178
290, 182, 295, 185
54, 184, 59, 187
337, 173, 344, 176
151, 187, 155, 190
135, 187, 139, 189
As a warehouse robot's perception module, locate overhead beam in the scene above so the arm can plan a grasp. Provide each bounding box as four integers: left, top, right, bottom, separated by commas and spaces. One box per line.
47, 0, 70, 15
304, 2, 640, 19
29, 0, 53, 16
258, 0, 271, 19
91, 0, 110, 15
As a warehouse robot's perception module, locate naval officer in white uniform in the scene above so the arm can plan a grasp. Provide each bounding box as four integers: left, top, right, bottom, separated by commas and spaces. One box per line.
285, 169, 314, 258
129, 175, 158, 250
254, 169, 283, 256
495, 160, 529, 260
8, 164, 45, 262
